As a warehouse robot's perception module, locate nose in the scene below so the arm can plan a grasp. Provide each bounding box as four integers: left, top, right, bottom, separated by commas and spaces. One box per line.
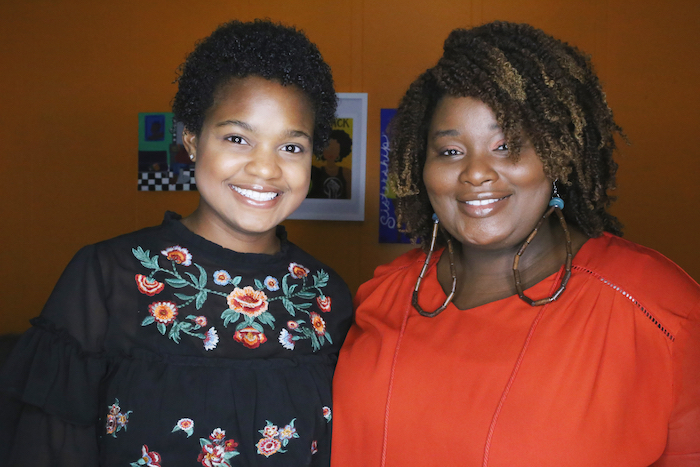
245, 147, 283, 180
458, 152, 497, 186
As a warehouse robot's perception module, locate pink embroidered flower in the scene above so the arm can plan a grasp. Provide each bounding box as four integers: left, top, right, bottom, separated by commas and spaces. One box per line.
264, 276, 280, 291
161, 245, 192, 266
256, 437, 282, 457
227, 286, 269, 318
278, 329, 295, 350
287, 320, 299, 330
262, 423, 279, 438
288, 262, 310, 279
148, 301, 178, 325
311, 440, 318, 455
234, 327, 268, 349
316, 295, 331, 312
203, 327, 219, 351
213, 270, 231, 286
105, 414, 116, 435
195, 316, 208, 326
323, 406, 332, 422
310, 312, 326, 336
139, 445, 162, 467
135, 274, 164, 296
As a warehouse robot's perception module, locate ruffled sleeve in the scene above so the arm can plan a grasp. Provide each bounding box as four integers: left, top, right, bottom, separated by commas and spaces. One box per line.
0, 245, 109, 465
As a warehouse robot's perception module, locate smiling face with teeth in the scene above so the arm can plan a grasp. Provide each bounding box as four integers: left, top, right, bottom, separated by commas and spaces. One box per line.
181, 76, 315, 254
424, 96, 552, 250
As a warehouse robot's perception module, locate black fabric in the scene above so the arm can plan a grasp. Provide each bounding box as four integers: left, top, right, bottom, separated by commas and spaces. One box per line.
0, 212, 352, 466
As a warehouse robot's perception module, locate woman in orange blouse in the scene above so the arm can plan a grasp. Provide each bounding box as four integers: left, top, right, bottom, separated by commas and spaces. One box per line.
332, 22, 700, 466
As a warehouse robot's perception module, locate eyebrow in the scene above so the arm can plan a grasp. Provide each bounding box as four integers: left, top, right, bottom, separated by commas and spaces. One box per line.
215, 120, 312, 142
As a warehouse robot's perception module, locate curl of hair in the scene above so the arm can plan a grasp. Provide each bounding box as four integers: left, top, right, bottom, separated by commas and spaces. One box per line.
317, 128, 353, 161
172, 19, 337, 156
388, 21, 624, 248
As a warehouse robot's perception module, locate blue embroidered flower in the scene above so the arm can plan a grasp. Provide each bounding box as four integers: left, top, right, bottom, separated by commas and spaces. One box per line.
213, 270, 231, 286
264, 276, 280, 291
278, 329, 295, 350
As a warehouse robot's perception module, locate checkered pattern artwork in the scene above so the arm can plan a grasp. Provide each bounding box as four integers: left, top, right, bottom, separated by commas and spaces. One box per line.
138, 170, 197, 191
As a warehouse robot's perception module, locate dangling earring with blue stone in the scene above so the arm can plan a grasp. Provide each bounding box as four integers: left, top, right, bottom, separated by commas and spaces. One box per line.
412, 213, 457, 317
513, 179, 573, 306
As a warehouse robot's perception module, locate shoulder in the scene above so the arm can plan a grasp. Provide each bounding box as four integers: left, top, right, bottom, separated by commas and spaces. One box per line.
574, 233, 700, 331
354, 248, 427, 306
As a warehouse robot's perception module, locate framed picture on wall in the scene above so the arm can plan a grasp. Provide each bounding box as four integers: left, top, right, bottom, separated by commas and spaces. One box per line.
288, 92, 368, 221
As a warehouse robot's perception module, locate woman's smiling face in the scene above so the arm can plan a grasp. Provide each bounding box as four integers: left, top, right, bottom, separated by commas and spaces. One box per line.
183, 76, 314, 251
423, 96, 552, 250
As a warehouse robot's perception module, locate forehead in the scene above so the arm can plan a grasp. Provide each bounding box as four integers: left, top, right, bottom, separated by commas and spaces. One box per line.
430, 96, 500, 131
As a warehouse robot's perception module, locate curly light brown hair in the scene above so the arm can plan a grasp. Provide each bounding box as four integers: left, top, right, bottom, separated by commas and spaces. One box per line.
389, 21, 624, 247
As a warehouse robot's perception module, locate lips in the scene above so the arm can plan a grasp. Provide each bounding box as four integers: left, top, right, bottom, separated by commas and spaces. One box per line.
230, 185, 279, 202
457, 193, 511, 217
463, 196, 508, 206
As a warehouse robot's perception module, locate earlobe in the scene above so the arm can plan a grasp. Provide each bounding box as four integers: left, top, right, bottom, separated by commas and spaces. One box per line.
182, 128, 198, 160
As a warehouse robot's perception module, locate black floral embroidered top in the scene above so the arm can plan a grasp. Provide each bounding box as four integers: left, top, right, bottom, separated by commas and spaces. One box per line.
0, 212, 353, 466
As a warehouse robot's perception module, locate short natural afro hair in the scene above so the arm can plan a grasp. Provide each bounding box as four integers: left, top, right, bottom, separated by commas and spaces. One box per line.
389, 21, 624, 247
172, 19, 337, 156
317, 129, 352, 162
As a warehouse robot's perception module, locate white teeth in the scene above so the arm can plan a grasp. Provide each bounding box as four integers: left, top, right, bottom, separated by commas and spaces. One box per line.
232, 185, 278, 201
465, 198, 501, 206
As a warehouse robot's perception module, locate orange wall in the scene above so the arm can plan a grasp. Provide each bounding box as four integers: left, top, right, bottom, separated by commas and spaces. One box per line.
2, 0, 698, 333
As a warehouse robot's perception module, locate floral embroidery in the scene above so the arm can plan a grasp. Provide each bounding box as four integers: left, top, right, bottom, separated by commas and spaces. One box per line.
162, 245, 192, 266
233, 326, 268, 349
278, 329, 295, 350
213, 270, 231, 286
130, 445, 161, 467
198, 428, 239, 466
149, 301, 179, 325
316, 295, 332, 312
203, 327, 219, 351
323, 406, 332, 422
105, 399, 131, 437
311, 440, 318, 455
264, 276, 280, 291
256, 419, 298, 457
135, 274, 165, 296
172, 417, 195, 437
133, 247, 334, 351
288, 262, 310, 279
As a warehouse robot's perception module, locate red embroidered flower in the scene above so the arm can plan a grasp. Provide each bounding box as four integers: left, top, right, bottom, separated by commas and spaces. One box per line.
256, 436, 282, 457
310, 312, 326, 336
262, 424, 279, 438
198, 443, 226, 466
109, 402, 120, 415
287, 320, 299, 330
316, 295, 331, 312
195, 316, 207, 326
288, 262, 310, 279
140, 445, 162, 467
311, 440, 318, 455
234, 327, 268, 349
135, 274, 164, 296
161, 245, 192, 266
224, 439, 239, 452
227, 286, 269, 318
149, 301, 178, 325
105, 414, 116, 435
209, 428, 226, 442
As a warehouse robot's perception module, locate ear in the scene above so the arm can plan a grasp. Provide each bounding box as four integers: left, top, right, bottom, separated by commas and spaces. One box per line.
182, 128, 198, 161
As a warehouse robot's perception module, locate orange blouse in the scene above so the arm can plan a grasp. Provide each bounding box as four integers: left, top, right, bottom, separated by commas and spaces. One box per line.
332, 234, 700, 466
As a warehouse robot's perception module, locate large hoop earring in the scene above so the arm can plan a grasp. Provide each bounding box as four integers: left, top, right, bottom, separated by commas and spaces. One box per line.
413, 214, 458, 317
513, 181, 572, 306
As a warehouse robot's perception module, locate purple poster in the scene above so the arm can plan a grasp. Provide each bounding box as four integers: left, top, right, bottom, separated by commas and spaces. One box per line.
379, 109, 411, 243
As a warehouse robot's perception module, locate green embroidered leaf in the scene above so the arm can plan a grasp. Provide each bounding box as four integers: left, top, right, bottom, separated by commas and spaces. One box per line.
250, 321, 264, 333
174, 293, 194, 301
165, 277, 189, 288
282, 297, 296, 316
191, 333, 205, 339
282, 274, 290, 295
221, 309, 240, 327
157, 323, 166, 335
185, 272, 199, 286
169, 323, 181, 343
325, 331, 333, 345
132, 247, 159, 270
200, 439, 211, 448
314, 269, 329, 288
141, 316, 155, 326
185, 315, 197, 320
195, 263, 207, 288
254, 278, 264, 290
235, 321, 249, 332
180, 322, 192, 331
232, 276, 242, 287
296, 291, 316, 299
310, 332, 321, 351
258, 312, 276, 328
195, 291, 207, 310
295, 302, 312, 309
288, 284, 297, 295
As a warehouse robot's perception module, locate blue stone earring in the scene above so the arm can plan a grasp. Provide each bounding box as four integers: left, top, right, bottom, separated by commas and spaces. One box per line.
549, 180, 564, 210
